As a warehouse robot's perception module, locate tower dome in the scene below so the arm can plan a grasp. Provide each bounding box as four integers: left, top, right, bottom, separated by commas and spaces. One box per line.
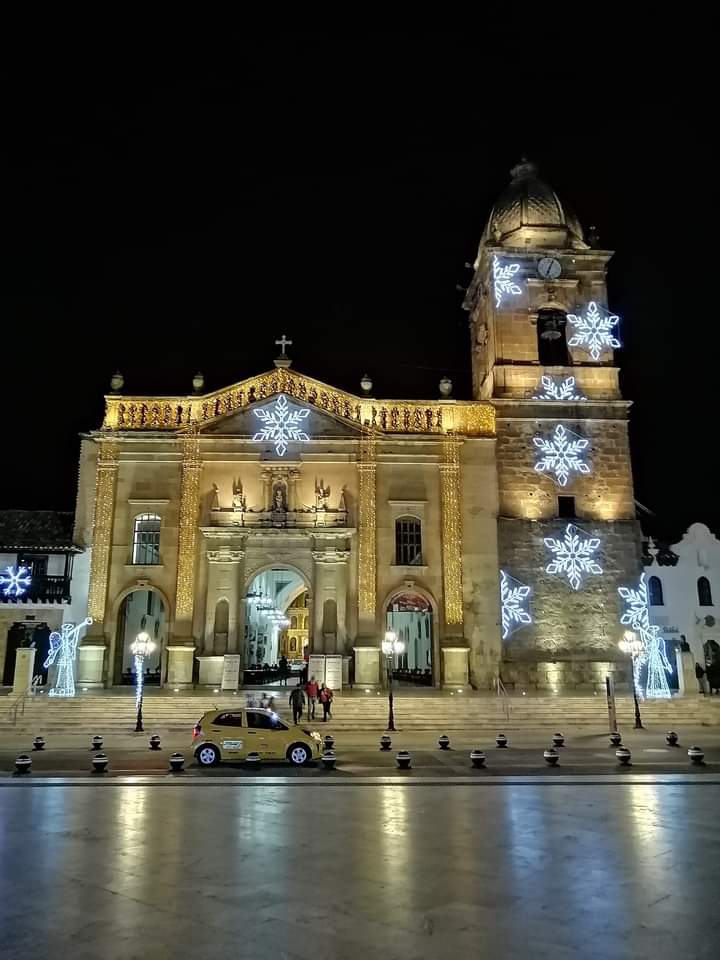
483, 159, 587, 250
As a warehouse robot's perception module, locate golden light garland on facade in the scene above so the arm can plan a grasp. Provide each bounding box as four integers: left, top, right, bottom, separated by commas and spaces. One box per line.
357, 424, 377, 618
174, 428, 202, 624
439, 437, 464, 626
87, 440, 118, 622
102, 369, 495, 438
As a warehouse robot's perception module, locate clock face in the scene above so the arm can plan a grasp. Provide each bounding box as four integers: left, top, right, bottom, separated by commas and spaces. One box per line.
538, 257, 562, 280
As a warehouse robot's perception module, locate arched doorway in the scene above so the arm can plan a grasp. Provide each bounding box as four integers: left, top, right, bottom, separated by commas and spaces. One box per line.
114, 589, 166, 685
386, 592, 434, 686
244, 567, 309, 684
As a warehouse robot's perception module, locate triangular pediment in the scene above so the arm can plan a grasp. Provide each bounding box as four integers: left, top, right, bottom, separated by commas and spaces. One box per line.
101, 366, 495, 438
202, 392, 364, 441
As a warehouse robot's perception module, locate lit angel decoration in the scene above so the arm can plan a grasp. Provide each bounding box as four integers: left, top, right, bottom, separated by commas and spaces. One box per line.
618, 574, 672, 699
44, 618, 93, 698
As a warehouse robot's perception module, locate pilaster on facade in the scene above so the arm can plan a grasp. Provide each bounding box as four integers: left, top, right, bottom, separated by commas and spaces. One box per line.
357, 425, 377, 630
439, 437, 464, 629
174, 429, 202, 633
86, 438, 119, 627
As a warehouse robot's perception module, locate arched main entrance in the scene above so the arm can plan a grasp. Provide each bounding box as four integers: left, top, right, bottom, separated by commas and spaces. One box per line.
244, 567, 309, 682
386, 591, 434, 686
114, 589, 166, 685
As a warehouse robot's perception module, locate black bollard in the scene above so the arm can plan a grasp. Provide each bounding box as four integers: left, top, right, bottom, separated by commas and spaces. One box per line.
496, 734, 508, 748
438, 734, 451, 751
470, 750, 486, 769
15, 755, 32, 774
32, 736, 45, 752
616, 746, 631, 766
169, 753, 185, 773
321, 751, 337, 770
379, 734, 392, 751
396, 750, 412, 770
543, 748, 560, 767
92, 753, 109, 773
149, 735, 161, 751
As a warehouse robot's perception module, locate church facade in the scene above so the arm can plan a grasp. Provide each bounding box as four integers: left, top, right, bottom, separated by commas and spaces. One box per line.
74, 161, 641, 692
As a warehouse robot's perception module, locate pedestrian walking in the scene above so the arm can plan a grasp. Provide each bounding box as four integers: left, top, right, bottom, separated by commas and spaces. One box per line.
289, 686, 306, 725
305, 675, 318, 720
279, 655, 290, 686
319, 683, 333, 722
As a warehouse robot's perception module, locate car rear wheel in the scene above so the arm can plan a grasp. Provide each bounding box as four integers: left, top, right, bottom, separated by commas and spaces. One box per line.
287, 743, 311, 766
196, 744, 221, 767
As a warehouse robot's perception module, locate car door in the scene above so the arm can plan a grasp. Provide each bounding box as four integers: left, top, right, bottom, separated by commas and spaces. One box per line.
211, 712, 245, 758
244, 710, 277, 757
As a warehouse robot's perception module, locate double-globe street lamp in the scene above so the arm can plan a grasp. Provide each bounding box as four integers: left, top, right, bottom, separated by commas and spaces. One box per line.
131, 630, 156, 733
382, 629, 405, 733
619, 629, 644, 730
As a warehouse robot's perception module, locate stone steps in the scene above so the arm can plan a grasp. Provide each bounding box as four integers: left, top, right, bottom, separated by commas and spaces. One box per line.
4, 694, 718, 734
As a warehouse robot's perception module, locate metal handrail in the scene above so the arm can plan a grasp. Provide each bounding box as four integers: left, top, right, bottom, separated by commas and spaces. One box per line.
7, 676, 41, 726
495, 676, 511, 722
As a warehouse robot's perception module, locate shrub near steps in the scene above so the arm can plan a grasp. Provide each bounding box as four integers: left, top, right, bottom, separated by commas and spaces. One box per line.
3, 694, 719, 734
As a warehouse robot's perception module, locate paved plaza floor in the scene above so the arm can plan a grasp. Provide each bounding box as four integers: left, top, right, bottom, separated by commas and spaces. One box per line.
1, 778, 718, 959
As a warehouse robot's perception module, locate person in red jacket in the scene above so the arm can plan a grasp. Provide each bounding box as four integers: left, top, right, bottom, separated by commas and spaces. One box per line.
305, 676, 318, 720
318, 683, 333, 722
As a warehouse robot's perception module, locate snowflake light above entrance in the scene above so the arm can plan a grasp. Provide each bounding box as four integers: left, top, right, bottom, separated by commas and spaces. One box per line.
533, 424, 591, 487
492, 255, 522, 309
44, 618, 92, 698
500, 571, 532, 640
567, 301, 621, 361
544, 523, 602, 591
618, 574, 672, 699
252, 394, 310, 457
0, 565, 31, 597
533, 375, 586, 401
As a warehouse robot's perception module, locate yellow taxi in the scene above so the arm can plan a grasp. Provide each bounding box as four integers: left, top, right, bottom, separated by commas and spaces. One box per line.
191, 707, 322, 767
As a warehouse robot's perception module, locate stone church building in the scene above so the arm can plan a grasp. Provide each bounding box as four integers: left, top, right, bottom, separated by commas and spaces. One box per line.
73, 160, 640, 691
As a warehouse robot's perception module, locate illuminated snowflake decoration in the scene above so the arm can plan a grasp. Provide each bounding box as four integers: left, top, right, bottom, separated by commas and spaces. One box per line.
252, 393, 310, 457
533, 375, 586, 401
500, 571, 532, 640
544, 524, 602, 591
493, 255, 522, 309
567, 301, 621, 360
0, 565, 32, 597
533, 424, 591, 487
618, 574, 672, 699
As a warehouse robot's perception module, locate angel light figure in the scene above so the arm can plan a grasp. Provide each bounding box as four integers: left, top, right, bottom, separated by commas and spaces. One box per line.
43, 617, 93, 698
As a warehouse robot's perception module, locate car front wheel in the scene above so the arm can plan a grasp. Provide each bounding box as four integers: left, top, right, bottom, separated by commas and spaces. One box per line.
196, 744, 221, 767
287, 743, 311, 766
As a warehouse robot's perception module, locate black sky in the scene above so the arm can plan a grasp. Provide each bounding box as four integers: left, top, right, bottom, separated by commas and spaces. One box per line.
0, 34, 707, 539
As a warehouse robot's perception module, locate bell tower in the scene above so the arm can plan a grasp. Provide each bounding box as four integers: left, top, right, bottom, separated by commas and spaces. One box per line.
464, 160, 642, 691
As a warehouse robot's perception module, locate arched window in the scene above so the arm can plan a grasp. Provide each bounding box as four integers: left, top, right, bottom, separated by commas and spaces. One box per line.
395, 516, 423, 566
648, 576, 664, 606
132, 514, 161, 565
698, 576, 713, 607
537, 308, 569, 365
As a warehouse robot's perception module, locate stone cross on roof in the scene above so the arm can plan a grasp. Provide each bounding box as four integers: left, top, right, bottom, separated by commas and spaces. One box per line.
274, 334, 293, 369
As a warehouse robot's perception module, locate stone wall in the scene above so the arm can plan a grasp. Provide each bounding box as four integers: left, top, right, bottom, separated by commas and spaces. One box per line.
498, 516, 642, 688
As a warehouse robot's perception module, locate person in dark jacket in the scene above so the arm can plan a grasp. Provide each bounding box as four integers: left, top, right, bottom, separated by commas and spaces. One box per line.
289, 686, 306, 725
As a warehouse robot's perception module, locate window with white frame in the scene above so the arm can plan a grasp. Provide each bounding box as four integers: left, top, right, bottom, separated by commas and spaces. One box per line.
132, 514, 161, 565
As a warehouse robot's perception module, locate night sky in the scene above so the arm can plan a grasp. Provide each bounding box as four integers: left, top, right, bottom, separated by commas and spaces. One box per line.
0, 36, 704, 539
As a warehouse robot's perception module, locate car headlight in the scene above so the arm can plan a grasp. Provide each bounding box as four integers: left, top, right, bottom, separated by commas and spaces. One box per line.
311, 732, 321, 741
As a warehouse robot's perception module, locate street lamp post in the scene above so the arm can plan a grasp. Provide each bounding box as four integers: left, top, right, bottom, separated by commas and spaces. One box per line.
381, 629, 405, 733
130, 630, 156, 733
619, 629, 644, 730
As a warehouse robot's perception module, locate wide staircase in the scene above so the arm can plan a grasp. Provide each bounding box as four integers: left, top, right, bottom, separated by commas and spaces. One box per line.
3, 691, 720, 736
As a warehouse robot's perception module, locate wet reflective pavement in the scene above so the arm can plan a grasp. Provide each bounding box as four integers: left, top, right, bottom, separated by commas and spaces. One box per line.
1, 779, 717, 958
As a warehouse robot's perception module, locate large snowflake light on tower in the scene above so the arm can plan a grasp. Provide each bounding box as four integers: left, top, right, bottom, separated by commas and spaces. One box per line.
533, 424, 591, 487
567, 301, 621, 361
0, 565, 31, 597
618, 573, 672, 699
533, 375, 586, 401
544, 523, 602, 590
252, 393, 310, 457
500, 571, 532, 640
492, 255, 522, 309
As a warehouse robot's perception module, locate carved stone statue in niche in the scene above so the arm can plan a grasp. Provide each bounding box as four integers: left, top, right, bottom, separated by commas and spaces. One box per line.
273, 482, 287, 512
210, 483, 220, 511
475, 322, 488, 347
338, 486, 347, 512
232, 478, 247, 511
315, 478, 331, 512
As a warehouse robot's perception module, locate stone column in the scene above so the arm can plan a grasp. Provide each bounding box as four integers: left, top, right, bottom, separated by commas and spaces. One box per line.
439, 437, 464, 632
288, 468, 301, 510
79, 438, 118, 686
261, 468, 273, 511
312, 547, 349, 655
203, 546, 245, 655
169, 430, 202, 685
357, 427, 377, 636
